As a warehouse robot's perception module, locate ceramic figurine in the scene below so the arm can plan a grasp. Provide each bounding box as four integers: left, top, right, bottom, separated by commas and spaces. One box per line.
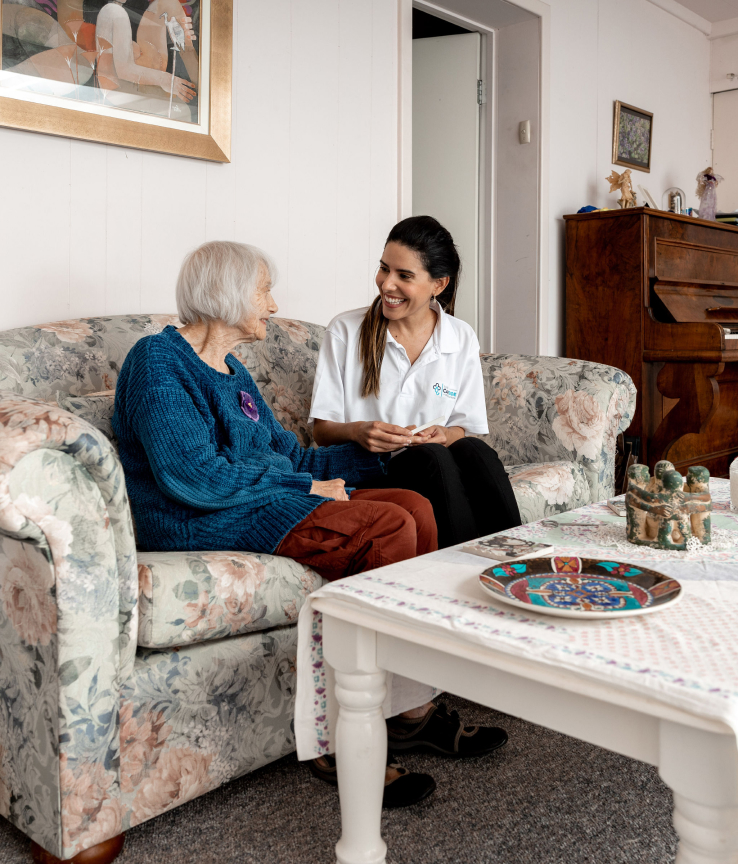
685, 465, 711, 543
695, 167, 724, 221
606, 168, 638, 209
625, 461, 711, 550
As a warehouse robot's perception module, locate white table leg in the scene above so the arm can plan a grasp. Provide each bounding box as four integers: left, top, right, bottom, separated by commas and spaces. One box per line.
673, 795, 738, 864
322, 616, 388, 864
659, 720, 738, 864
334, 668, 388, 864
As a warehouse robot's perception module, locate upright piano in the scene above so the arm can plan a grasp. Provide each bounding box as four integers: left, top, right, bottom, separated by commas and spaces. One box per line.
565, 207, 738, 477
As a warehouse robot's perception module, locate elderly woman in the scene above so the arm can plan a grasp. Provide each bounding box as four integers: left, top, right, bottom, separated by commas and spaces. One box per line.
112, 241, 437, 573
113, 240, 505, 810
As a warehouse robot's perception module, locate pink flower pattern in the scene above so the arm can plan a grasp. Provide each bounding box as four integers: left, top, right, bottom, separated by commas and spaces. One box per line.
183, 591, 224, 637
37, 320, 93, 343
120, 702, 172, 794
131, 747, 214, 827
0, 540, 57, 646
273, 318, 310, 344
205, 552, 266, 606
552, 390, 607, 460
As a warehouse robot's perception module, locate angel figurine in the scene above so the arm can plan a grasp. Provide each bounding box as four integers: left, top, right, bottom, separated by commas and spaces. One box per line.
606, 168, 638, 209
696, 167, 724, 221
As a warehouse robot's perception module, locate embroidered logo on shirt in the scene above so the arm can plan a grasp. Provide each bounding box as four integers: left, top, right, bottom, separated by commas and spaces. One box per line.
433, 382, 458, 400
239, 392, 259, 421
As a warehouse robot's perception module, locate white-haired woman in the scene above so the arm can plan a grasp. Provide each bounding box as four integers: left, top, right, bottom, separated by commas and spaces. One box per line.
113, 240, 436, 571
113, 241, 445, 809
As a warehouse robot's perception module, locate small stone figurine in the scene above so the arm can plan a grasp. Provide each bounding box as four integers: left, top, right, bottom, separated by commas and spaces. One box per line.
625, 461, 711, 550
606, 168, 638, 209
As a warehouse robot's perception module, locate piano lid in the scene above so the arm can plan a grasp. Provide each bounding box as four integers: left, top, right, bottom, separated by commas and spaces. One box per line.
654, 284, 738, 323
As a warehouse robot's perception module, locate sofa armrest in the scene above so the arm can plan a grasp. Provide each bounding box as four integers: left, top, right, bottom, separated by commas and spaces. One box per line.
0, 394, 138, 858
477, 353, 636, 504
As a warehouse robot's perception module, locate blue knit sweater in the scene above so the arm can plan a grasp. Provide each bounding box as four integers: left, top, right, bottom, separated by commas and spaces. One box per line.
112, 326, 383, 553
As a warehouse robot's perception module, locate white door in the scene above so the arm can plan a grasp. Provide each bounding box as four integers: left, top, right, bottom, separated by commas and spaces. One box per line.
714, 90, 738, 213
413, 33, 481, 333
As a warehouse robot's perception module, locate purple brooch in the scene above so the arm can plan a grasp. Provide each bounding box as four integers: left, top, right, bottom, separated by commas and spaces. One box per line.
239, 392, 259, 422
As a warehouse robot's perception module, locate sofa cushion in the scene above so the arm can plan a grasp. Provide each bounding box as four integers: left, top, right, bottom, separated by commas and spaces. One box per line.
56, 391, 116, 443
507, 460, 591, 524
136, 549, 324, 649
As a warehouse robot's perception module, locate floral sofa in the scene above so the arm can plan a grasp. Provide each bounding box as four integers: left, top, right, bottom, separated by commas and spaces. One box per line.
0, 314, 635, 862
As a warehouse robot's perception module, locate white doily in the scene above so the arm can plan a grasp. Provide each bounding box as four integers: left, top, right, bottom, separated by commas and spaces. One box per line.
587, 524, 738, 559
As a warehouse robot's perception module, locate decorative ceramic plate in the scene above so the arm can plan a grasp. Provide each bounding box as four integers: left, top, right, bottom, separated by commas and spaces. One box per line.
478, 556, 682, 619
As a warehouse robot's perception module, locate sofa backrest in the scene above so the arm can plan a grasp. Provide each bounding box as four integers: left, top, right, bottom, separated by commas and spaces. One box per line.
0, 314, 325, 446
0, 314, 638, 503
0, 315, 181, 399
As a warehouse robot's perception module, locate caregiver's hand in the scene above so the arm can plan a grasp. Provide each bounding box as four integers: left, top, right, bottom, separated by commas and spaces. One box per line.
310, 478, 349, 501
409, 425, 448, 446
353, 421, 415, 453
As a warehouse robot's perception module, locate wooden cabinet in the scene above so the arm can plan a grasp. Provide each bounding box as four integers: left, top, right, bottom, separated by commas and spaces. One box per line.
565, 207, 738, 477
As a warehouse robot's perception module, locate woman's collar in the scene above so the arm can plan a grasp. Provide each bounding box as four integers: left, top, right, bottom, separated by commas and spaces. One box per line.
430, 299, 461, 354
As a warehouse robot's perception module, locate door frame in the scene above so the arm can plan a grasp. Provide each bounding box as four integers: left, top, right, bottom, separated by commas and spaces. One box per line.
398, 0, 551, 354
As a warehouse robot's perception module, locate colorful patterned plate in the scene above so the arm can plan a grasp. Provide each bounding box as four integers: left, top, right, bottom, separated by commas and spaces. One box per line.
478, 556, 682, 619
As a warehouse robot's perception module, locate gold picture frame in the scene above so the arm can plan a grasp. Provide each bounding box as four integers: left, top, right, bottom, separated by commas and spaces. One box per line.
612, 100, 653, 174
0, 0, 232, 162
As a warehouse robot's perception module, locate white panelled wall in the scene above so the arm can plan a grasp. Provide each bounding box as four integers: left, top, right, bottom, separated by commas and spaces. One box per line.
547, 0, 711, 353
0, 1, 399, 331
0, 0, 715, 354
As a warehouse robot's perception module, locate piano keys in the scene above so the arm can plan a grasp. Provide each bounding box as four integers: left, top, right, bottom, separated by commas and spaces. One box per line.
565, 207, 738, 477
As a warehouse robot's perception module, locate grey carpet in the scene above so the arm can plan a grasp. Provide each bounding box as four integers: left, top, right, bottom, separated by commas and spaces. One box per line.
0, 695, 677, 864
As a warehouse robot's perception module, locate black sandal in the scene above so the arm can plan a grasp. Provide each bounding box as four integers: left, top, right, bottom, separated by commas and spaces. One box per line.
387, 702, 508, 758
308, 754, 436, 809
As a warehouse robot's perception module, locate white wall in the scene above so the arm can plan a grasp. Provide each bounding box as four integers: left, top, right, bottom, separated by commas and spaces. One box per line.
0, 0, 713, 358
0, 0, 399, 331
547, 0, 712, 354
711, 26, 738, 93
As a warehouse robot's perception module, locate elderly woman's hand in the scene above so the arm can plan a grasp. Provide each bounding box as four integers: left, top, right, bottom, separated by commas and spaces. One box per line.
310, 478, 349, 501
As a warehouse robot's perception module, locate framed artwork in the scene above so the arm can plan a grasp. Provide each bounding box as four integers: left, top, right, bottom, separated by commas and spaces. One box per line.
612, 101, 653, 173
0, 0, 231, 162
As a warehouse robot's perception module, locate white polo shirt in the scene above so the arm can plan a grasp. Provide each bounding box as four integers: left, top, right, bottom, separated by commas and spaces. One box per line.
309, 300, 489, 434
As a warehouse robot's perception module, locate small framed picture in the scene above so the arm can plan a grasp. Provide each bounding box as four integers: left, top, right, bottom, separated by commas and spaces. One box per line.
612, 101, 653, 173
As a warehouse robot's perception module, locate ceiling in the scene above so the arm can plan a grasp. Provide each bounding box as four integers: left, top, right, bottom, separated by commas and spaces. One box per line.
672, 0, 738, 22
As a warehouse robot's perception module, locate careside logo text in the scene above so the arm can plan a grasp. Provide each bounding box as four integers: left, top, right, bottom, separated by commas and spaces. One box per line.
433, 382, 458, 399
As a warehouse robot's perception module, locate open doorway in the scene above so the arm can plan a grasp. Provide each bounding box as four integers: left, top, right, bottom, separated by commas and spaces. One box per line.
406, 0, 547, 355
412, 9, 482, 334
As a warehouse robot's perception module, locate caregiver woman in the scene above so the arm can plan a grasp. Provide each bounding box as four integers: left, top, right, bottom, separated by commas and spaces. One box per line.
310, 215, 521, 548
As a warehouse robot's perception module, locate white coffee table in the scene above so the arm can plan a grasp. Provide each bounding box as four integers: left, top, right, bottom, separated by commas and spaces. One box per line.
298, 484, 738, 864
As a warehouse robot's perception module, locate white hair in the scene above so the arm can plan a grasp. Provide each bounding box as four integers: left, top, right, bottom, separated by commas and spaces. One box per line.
176, 241, 277, 327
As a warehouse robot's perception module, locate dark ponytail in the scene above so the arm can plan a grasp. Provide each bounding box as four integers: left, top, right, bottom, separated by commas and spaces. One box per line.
358, 216, 461, 398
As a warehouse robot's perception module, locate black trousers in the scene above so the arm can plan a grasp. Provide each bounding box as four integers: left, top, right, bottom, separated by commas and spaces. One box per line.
359, 437, 522, 549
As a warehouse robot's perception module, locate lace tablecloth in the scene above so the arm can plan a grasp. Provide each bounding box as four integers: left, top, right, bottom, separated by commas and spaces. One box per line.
295, 479, 738, 759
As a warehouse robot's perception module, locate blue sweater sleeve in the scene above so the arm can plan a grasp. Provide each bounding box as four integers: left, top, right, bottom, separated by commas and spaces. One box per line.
132, 386, 315, 511
252, 386, 385, 484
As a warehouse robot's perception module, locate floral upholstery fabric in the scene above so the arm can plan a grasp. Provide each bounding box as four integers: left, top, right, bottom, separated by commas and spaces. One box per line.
0, 398, 138, 857
56, 392, 117, 445
0, 315, 182, 400
120, 626, 299, 830
477, 354, 636, 508
0, 313, 635, 858
507, 461, 592, 524
137, 550, 322, 649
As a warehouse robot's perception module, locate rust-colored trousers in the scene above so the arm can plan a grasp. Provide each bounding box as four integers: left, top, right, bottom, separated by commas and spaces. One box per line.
277, 488, 438, 581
